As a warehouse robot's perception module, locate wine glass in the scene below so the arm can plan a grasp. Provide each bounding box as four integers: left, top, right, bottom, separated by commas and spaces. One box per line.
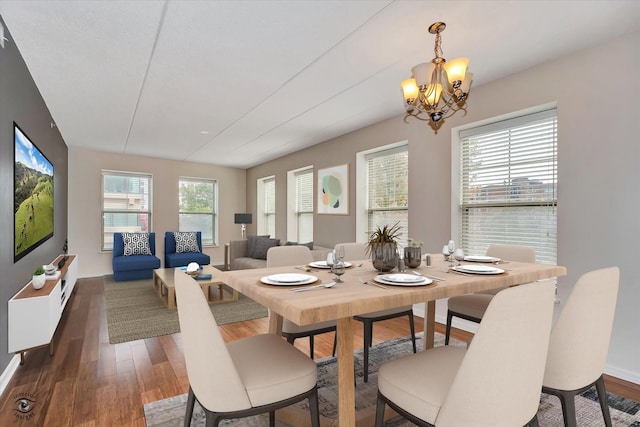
332, 260, 345, 283
335, 246, 345, 263
448, 240, 456, 267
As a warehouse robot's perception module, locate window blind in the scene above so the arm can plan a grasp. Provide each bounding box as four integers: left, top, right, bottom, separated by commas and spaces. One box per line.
366, 145, 409, 246
295, 168, 313, 243
459, 109, 557, 264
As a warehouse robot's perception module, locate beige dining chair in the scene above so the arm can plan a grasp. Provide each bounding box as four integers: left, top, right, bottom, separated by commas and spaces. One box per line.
375, 280, 556, 427
267, 245, 337, 359
445, 244, 536, 344
542, 266, 619, 427
335, 242, 417, 383
174, 269, 320, 427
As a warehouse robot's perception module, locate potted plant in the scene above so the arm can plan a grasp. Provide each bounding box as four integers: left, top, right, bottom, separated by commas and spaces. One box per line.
32, 267, 46, 290
366, 222, 402, 272
405, 238, 423, 268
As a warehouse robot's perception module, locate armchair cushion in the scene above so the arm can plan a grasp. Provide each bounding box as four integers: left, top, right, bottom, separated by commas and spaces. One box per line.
174, 231, 199, 253
122, 232, 152, 256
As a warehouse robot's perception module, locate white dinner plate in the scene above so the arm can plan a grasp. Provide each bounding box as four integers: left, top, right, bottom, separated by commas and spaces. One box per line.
463, 255, 501, 263
453, 265, 505, 275
308, 260, 353, 269
374, 275, 433, 286
378, 273, 424, 283
260, 273, 318, 286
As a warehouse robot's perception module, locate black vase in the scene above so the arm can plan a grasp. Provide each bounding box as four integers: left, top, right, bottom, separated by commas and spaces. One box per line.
371, 243, 399, 272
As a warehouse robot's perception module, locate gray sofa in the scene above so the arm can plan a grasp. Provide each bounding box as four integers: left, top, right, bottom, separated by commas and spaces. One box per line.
229, 238, 331, 270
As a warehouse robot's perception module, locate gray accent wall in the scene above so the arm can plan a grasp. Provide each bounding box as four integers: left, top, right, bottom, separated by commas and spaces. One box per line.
0, 16, 69, 374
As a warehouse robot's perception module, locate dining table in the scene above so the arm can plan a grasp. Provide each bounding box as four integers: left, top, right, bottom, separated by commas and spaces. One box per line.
220, 256, 566, 426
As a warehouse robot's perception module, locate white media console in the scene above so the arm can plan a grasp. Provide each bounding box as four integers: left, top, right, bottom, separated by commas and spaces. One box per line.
8, 254, 78, 364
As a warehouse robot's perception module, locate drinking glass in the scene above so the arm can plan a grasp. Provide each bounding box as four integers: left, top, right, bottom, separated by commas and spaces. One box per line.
332, 260, 345, 283
448, 240, 456, 267
326, 252, 335, 268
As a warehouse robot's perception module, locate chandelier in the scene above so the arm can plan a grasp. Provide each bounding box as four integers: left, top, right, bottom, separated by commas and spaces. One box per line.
401, 22, 473, 132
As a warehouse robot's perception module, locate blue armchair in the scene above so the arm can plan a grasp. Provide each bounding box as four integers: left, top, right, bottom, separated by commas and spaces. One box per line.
164, 231, 210, 268
112, 232, 161, 282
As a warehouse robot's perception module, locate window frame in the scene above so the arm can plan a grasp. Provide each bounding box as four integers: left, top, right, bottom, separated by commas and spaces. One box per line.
101, 170, 152, 251
453, 107, 558, 264
257, 175, 276, 237
178, 176, 218, 247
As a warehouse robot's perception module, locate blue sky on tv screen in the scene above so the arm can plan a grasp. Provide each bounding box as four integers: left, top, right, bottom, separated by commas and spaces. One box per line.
15, 126, 53, 176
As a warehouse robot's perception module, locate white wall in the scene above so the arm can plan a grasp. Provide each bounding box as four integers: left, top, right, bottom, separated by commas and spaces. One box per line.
68, 147, 246, 277
245, 31, 640, 383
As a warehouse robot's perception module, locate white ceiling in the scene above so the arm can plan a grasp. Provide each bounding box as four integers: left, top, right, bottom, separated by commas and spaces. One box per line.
1, 1, 639, 169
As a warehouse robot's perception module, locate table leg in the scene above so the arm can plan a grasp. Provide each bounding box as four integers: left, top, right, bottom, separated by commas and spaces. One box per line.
337, 317, 356, 426
268, 312, 283, 335
423, 300, 436, 350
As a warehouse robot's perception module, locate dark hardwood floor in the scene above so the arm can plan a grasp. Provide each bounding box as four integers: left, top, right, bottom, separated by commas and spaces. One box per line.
0, 277, 637, 426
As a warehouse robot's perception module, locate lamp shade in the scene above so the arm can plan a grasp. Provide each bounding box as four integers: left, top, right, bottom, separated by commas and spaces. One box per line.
234, 213, 252, 224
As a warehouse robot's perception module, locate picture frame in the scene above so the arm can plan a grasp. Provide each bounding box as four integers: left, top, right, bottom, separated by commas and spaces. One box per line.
317, 163, 349, 215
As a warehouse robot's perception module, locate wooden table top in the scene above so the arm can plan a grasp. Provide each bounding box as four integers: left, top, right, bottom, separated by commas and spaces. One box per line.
220, 258, 566, 326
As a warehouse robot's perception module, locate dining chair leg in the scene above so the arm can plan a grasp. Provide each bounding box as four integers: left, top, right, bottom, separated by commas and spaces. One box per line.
269, 410, 275, 427
184, 386, 196, 427
445, 310, 453, 345
595, 375, 613, 427
363, 320, 373, 382
309, 387, 321, 427
309, 335, 315, 359
331, 333, 337, 357
526, 414, 539, 427
556, 390, 578, 427
375, 392, 386, 427
408, 312, 417, 353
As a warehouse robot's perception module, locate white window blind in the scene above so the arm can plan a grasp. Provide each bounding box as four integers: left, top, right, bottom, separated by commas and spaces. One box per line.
102, 171, 152, 251
179, 177, 217, 246
295, 168, 313, 243
264, 177, 276, 237
459, 109, 557, 264
366, 145, 408, 247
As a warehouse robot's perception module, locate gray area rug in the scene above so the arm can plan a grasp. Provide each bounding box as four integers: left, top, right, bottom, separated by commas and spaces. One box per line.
103, 275, 268, 344
143, 333, 640, 426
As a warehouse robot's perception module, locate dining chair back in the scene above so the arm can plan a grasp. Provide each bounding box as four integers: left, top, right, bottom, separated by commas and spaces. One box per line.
542, 266, 619, 427
375, 280, 555, 427
267, 245, 337, 359
175, 269, 320, 427
335, 242, 367, 261
337, 241, 417, 383
445, 244, 536, 344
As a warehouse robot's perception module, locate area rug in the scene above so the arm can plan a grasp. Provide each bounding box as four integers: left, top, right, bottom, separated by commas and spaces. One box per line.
103, 275, 268, 344
143, 333, 640, 426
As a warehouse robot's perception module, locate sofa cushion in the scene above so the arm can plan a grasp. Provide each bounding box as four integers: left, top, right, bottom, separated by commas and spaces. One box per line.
253, 238, 280, 260
173, 231, 199, 253
285, 241, 314, 250
122, 232, 152, 256
247, 235, 270, 258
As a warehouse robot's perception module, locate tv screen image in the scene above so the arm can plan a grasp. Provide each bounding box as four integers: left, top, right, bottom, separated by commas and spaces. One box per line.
14, 122, 54, 262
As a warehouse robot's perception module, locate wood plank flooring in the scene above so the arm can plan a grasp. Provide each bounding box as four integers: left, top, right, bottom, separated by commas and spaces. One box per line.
0, 276, 638, 426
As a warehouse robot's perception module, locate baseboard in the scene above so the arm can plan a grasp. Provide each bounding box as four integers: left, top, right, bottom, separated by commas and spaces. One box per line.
605, 365, 640, 386
0, 354, 21, 398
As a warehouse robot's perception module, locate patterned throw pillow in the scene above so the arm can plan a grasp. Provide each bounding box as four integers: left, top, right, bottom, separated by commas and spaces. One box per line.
122, 232, 152, 256
174, 232, 200, 253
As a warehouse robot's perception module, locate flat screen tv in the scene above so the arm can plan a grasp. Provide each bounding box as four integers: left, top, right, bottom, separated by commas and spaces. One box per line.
14, 122, 54, 262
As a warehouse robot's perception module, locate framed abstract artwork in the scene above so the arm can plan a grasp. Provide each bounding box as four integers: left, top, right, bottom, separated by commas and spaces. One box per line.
317, 163, 349, 215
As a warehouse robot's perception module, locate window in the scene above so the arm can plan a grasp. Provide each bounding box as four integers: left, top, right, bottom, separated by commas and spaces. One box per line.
365, 145, 409, 247
257, 176, 275, 237
290, 167, 313, 243
179, 177, 217, 246
102, 171, 152, 251
457, 109, 557, 264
